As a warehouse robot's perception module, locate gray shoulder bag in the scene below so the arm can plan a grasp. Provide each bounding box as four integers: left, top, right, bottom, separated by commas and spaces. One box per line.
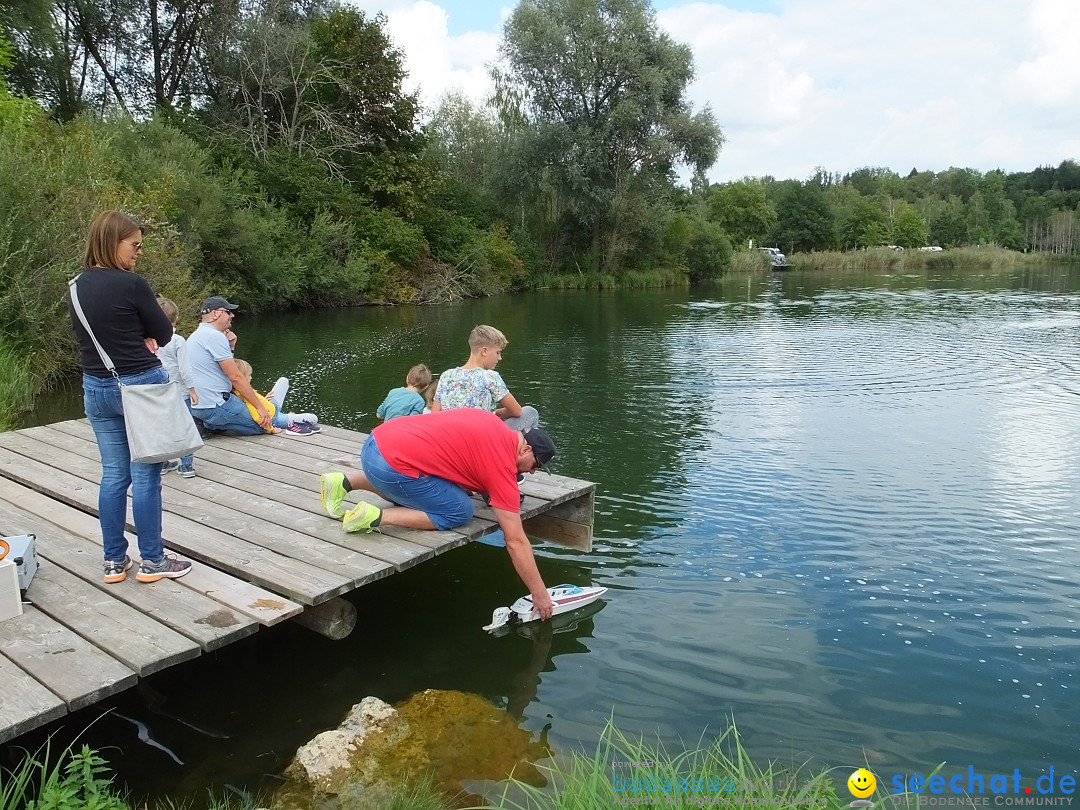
69, 276, 203, 463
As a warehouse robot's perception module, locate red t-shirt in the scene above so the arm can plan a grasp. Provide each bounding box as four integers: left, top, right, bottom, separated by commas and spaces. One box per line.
371, 409, 522, 512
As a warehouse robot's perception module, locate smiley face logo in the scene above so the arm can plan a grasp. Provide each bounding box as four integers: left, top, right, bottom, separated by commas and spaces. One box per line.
848, 768, 877, 799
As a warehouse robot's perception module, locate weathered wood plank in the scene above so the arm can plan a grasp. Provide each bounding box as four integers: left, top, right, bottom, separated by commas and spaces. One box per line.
0, 606, 137, 710
0, 652, 67, 743
22, 561, 200, 676
40, 422, 439, 566
0, 446, 357, 606
0, 484, 258, 652
0, 432, 399, 583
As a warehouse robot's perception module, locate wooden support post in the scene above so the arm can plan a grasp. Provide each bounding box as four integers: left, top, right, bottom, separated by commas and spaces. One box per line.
291, 597, 356, 640
522, 491, 594, 552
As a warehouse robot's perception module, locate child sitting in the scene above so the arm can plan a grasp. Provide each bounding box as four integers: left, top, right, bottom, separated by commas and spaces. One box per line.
376, 364, 431, 421
431, 325, 539, 431
155, 297, 198, 477
233, 359, 320, 436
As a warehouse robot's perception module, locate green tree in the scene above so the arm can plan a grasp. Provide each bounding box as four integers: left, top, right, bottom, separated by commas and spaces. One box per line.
706, 180, 777, 249
891, 200, 929, 248
494, 0, 722, 274
771, 180, 836, 252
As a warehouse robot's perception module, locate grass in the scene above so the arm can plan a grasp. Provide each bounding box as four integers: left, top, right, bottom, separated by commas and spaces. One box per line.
2, 724, 966, 810
786, 246, 1066, 273
475, 719, 844, 810
0, 334, 34, 431
530, 267, 690, 290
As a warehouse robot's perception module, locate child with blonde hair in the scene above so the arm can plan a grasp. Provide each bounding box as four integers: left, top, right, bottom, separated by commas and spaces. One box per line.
376, 363, 432, 421
431, 325, 539, 431
233, 359, 320, 436
155, 297, 198, 477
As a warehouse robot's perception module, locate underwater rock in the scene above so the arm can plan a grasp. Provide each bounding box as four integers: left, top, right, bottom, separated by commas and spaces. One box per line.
275, 690, 549, 808
284, 696, 408, 795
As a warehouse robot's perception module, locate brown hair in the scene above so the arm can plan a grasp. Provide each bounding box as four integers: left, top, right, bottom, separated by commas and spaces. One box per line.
468, 324, 508, 351
157, 296, 179, 325
234, 358, 253, 378
83, 211, 144, 270
406, 363, 432, 388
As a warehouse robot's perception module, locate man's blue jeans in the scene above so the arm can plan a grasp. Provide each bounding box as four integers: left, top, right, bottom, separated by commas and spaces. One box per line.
83, 368, 168, 563
190, 393, 263, 436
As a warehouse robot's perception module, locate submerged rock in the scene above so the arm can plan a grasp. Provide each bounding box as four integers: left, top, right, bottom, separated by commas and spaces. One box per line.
273, 689, 548, 808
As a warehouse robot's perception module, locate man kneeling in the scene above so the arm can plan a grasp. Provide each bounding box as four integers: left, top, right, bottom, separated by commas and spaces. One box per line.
319, 409, 557, 618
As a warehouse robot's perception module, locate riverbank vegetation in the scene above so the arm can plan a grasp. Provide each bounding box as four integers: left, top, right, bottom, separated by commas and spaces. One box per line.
1, 0, 1079, 424
5, 722, 853, 810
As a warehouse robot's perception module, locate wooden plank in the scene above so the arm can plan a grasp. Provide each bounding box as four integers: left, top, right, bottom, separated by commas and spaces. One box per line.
0, 485, 258, 652
0, 605, 137, 711
23, 561, 200, 676
39, 422, 436, 568
0, 432, 400, 583
0, 652, 67, 743
0, 447, 356, 607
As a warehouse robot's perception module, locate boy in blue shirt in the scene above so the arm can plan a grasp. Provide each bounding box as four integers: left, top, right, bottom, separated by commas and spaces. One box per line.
377, 364, 432, 421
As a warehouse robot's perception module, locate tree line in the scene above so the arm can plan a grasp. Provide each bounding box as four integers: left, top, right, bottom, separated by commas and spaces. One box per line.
0, 0, 1077, 424
716, 163, 1080, 255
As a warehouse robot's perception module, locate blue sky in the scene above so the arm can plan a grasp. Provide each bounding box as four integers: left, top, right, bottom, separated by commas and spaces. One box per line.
346, 0, 1080, 183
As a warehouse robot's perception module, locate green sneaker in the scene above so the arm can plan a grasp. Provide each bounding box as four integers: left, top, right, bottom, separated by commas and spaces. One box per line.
320, 472, 348, 518
342, 502, 382, 533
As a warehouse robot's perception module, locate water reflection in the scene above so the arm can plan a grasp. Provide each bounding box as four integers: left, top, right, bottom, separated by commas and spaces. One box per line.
15, 265, 1080, 801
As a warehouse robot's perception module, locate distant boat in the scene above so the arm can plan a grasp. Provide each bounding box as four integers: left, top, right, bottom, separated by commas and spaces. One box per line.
758, 246, 792, 270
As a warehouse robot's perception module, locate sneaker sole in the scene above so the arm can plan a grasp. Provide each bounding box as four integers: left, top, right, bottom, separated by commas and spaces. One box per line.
321, 476, 346, 518
104, 559, 133, 584
136, 567, 191, 583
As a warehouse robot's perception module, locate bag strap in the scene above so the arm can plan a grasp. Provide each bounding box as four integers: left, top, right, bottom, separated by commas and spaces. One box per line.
68, 275, 121, 383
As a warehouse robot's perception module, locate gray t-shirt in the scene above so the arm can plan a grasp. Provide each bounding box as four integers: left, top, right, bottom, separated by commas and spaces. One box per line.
186, 322, 233, 407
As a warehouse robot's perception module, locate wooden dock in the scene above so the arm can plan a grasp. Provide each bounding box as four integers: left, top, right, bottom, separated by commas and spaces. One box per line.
0, 420, 595, 743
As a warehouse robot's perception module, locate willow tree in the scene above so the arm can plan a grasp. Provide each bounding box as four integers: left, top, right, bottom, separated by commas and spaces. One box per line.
494, 0, 722, 274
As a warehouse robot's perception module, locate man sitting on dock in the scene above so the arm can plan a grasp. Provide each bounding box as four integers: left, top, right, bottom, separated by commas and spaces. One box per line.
319, 409, 558, 618
187, 296, 271, 436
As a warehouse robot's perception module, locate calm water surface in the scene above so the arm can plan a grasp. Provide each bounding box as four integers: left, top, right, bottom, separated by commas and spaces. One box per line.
19, 265, 1080, 800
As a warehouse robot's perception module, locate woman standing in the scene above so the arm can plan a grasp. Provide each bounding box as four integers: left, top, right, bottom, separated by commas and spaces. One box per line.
69, 211, 192, 583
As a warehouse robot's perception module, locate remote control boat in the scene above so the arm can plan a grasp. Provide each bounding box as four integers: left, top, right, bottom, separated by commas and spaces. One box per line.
483, 584, 608, 632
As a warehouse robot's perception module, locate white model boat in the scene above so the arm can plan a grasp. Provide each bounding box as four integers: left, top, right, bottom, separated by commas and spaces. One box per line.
483, 584, 608, 632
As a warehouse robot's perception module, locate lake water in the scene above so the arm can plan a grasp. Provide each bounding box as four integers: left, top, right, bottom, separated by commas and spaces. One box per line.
18, 264, 1080, 801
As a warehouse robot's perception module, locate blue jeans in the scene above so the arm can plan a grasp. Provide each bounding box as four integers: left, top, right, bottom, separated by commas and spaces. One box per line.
83, 368, 168, 563
190, 393, 263, 436
361, 436, 474, 530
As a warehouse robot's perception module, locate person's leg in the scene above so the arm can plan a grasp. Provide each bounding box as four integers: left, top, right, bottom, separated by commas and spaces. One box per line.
83, 374, 134, 568
266, 377, 289, 405
502, 405, 539, 432
178, 396, 196, 474
352, 436, 474, 530
194, 395, 264, 436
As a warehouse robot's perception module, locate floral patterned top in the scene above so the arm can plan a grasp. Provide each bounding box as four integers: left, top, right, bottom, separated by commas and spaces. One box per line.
433, 367, 509, 412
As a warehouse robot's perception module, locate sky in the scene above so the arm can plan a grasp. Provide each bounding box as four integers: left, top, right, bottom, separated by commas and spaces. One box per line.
343, 0, 1080, 184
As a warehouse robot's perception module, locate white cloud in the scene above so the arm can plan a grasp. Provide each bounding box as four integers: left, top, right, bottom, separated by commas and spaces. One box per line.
350, 0, 1080, 181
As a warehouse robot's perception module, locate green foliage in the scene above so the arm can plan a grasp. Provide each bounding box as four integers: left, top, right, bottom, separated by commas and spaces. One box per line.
482, 719, 842, 810
707, 181, 777, 249
32, 746, 127, 810
0, 334, 34, 430
683, 218, 733, 283
495, 0, 722, 275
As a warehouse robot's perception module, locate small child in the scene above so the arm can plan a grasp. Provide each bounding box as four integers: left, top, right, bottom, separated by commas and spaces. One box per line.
377, 364, 431, 421
432, 325, 540, 431
233, 359, 320, 436
155, 297, 198, 477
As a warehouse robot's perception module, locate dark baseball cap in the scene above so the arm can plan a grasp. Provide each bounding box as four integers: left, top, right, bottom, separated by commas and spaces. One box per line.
522, 426, 556, 470
200, 295, 239, 314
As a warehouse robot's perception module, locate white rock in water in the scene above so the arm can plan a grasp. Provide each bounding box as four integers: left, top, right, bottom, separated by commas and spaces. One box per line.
286, 696, 407, 795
